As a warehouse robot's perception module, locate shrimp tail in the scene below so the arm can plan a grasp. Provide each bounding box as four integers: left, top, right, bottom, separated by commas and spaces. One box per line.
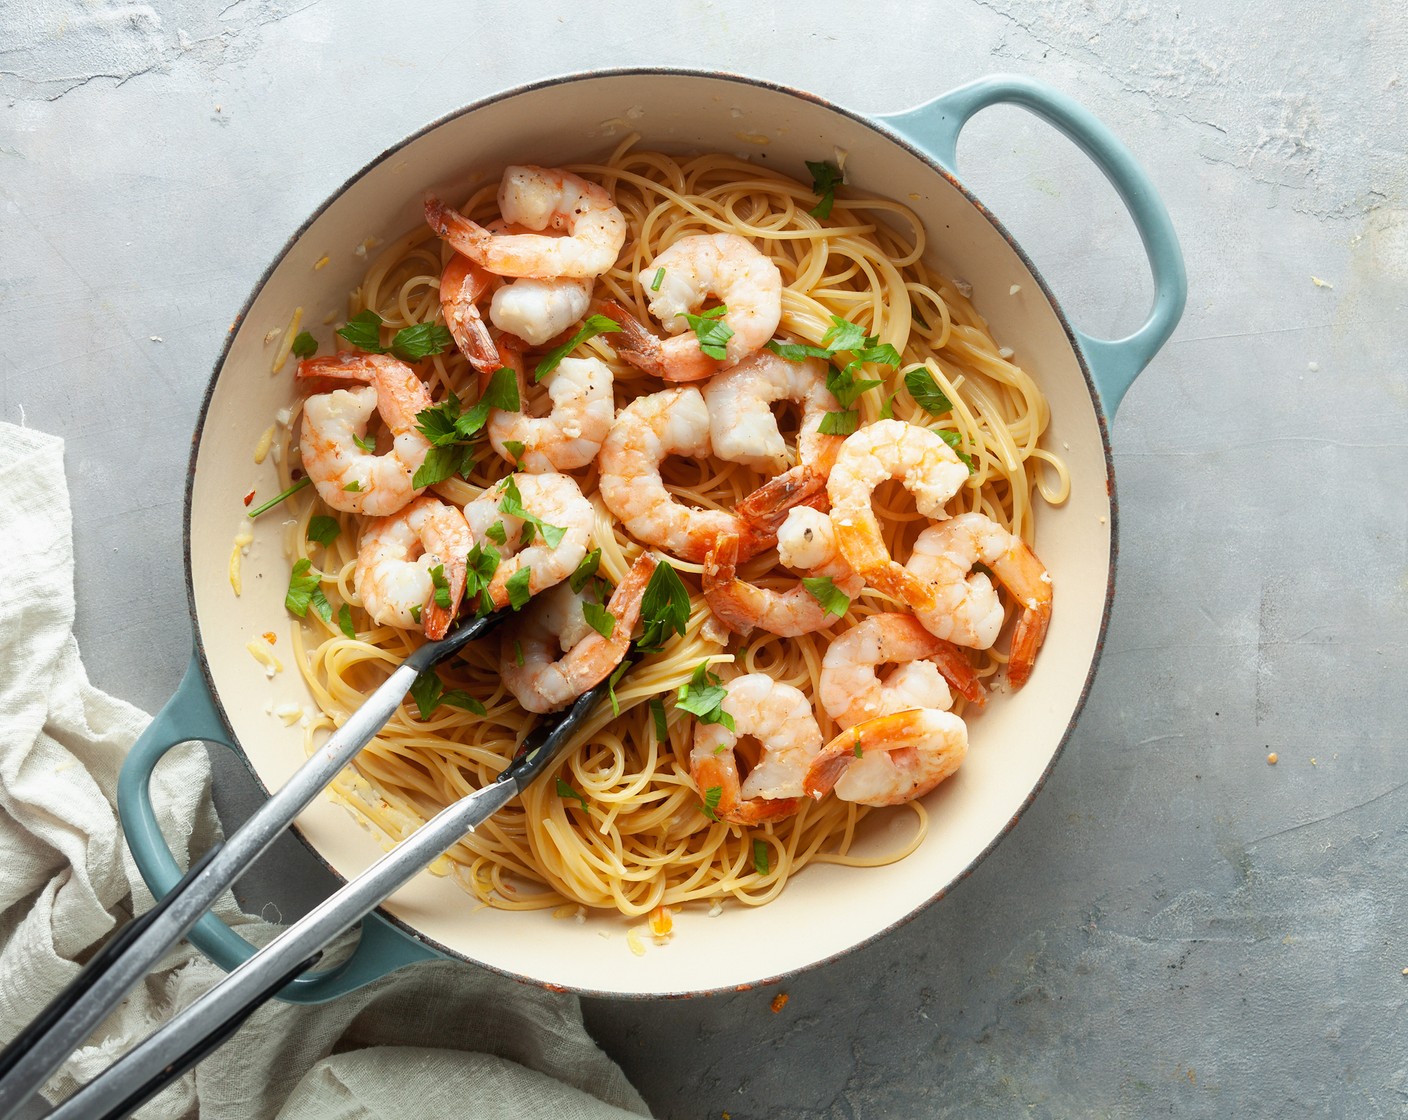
297, 353, 377, 384
925, 638, 988, 711
421, 552, 467, 641
1006, 601, 1051, 689
803, 750, 855, 801
424, 196, 491, 261
439, 255, 501, 374
701, 531, 756, 638
601, 300, 668, 377
735, 467, 829, 562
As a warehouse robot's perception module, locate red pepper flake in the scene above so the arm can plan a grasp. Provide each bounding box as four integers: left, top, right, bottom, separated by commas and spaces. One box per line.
291, 468, 304, 480
243, 489, 256, 507
262, 632, 276, 645
770, 992, 789, 1013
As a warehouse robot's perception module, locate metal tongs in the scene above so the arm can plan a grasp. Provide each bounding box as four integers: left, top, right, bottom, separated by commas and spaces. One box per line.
0, 610, 615, 1119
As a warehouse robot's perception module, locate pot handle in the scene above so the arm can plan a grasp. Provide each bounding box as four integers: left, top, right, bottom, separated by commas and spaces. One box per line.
876, 74, 1186, 416
117, 653, 443, 1004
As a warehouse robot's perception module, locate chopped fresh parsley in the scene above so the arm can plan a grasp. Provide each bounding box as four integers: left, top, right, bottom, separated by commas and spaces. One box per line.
533, 313, 622, 382
649, 696, 669, 743
582, 601, 615, 639
498, 475, 567, 549
408, 668, 486, 720
336, 309, 384, 352
818, 410, 860, 436
684, 305, 733, 361
878, 391, 896, 420
390, 322, 454, 362
904, 366, 954, 417
676, 662, 735, 731
853, 733, 864, 758
607, 659, 631, 716
413, 444, 476, 489
502, 439, 526, 466
248, 476, 311, 518
290, 331, 318, 359
825, 363, 883, 409
343, 480, 362, 492
637, 561, 691, 652
934, 427, 977, 473
518, 522, 535, 548
556, 778, 589, 810
569, 548, 601, 593
352, 432, 377, 453
805, 159, 844, 220
335, 310, 453, 362
505, 564, 532, 611
514, 638, 524, 667
337, 603, 356, 639
764, 339, 832, 362
485, 521, 508, 545
463, 543, 501, 610
309, 587, 332, 623
752, 838, 770, 876
285, 558, 321, 617
429, 564, 451, 610
650, 267, 665, 292
411, 368, 520, 488
700, 784, 723, 822
410, 603, 422, 624
801, 576, 850, 618
305, 515, 340, 547
821, 315, 870, 354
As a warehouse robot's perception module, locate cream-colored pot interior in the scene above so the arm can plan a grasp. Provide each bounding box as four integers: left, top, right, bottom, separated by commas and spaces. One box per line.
188, 71, 1112, 996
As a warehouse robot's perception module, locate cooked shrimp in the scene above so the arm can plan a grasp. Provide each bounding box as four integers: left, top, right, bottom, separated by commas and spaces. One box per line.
501, 553, 657, 713
460, 472, 593, 609
608, 234, 782, 381
438, 254, 500, 373
598, 388, 760, 563
703, 350, 842, 476
353, 496, 472, 640
827, 419, 970, 602
804, 708, 968, 807
297, 353, 434, 517
488, 355, 613, 473
691, 673, 822, 825
905, 512, 1052, 687
489, 275, 593, 347
702, 509, 864, 638
423, 166, 626, 279
819, 613, 985, 730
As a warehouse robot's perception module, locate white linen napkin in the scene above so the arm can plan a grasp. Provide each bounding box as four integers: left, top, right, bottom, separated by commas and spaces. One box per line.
0, 423, 649, 1119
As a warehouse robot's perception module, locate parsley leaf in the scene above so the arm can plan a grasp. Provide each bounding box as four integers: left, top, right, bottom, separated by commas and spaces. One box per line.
343, 480, 363, 492
684, 305, 734, 361
853, 732, 864, 758
414, 389, 463, 446
336, 309, 385, 352
505, 565, 532, 611
248, 476, 311, 519
677, 662, 735, 731
935, 428, 977, 473
805, 159, 844, 220
582, 601, 615, 639
637, 561, 691, 652
904, 366, 954, 417
801, 576, 851, 618
458, 366, 521, 437
818, 410, 860, 436
352, 432, 377, 453
408, 669, 441, 719
390, 322, 454, 362
607, 659, 631, 716
878, 391, 896, 420
569, 548, 601, 593
825, 363, 882, 409
498, 475, 567, 549
337, 603, 356, 639
410, 603, 422, 624
556, 778, 589, 810
411, 444, 476, 490
310, 588, 332, 623
285, 559, 321, 617
764, 339, 832, 362
464, 543, 501, 606
752, 838, 770, 876
514, 638, 524, 667
305, 515, 340, 547
701, 784, 723, 821
650, 267, 665, 292
534, 313, 622, 382
429, 564, 451, 610
290, 331, 318, 359
485, 521, 508, 545
502, 439, 526, 465
821, 314, 870, 353
443, 688, 486, 716
649, 696, 669, 743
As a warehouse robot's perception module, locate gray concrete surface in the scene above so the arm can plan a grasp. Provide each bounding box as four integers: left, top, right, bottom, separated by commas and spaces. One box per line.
3, 0, 1406, 1116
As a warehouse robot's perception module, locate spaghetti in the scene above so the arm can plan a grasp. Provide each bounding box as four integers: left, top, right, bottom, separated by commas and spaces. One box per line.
268, 139, 1068, 920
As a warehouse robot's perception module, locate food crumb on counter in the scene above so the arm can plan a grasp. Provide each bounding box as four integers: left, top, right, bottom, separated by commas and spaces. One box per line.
1267, 752, 1278, 765
1310, 275, 1333, 288
770, 992, 789, 1013
1310, 757, 1318, 766
149, 335, 163, 343
1308, 361, 1320, 372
